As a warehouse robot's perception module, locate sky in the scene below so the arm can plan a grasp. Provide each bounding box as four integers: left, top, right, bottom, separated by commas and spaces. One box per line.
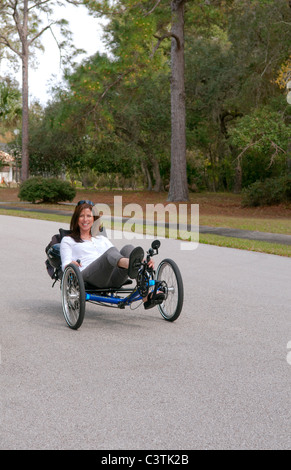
0, 3, 107, 105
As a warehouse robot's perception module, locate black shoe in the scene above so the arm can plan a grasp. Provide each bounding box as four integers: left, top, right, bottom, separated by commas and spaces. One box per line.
144, 291, 165, 310
128, 247, 144, 279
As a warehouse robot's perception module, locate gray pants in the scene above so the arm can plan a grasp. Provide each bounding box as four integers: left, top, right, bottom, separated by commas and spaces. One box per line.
81, 244, 134, 288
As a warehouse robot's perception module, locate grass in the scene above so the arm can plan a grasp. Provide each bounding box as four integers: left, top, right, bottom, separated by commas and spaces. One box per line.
0, 206, 290, 257
1, 187, 291, 256
199, 215, 291, 235
199, 233, 291, 257
0, 208, 71, 224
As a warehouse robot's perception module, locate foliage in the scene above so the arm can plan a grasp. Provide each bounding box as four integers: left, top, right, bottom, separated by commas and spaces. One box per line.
27, 99, 87, 176
184, 0, 291, 191
229, 102, 291, 186
7, 0, 291, 193
0, 0, 86, 181
29, 50, 171, 190
275, 55, 291, 89
242, 176, 291, 207
0, 76, 21, 128
84, 0, 191, 200
18, 177, 76, 203
229, 102, 290, 152
0, 0, 82, 67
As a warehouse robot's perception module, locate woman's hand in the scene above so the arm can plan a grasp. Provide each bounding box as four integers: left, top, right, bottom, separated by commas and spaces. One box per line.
147, 259, 154, 269
71, 260, 82, 267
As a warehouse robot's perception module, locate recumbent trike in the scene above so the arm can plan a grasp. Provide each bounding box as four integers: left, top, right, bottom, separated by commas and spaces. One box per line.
46, 229, 184, 330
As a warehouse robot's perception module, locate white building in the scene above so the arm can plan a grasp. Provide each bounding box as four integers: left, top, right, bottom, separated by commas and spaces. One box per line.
0, 150, 17, 184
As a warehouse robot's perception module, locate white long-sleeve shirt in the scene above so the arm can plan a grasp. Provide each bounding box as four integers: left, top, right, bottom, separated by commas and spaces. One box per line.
60, 235, 114, 272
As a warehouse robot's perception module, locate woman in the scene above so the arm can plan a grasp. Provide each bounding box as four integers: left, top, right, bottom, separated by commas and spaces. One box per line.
60, 200, 146, 290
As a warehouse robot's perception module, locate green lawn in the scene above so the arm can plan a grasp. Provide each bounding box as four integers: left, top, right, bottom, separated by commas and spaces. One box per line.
1, 208, 290, 257
199, 215, 291, 235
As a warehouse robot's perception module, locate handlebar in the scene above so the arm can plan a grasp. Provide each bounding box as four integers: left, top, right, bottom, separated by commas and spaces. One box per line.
137, 240, 161, 297
146, 239, 161, 262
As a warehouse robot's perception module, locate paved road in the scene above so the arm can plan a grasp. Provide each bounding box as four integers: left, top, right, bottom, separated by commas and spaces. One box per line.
0, 215, 291, 450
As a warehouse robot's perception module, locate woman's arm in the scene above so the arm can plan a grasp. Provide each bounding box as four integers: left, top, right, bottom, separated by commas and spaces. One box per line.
60, 237, 75, 271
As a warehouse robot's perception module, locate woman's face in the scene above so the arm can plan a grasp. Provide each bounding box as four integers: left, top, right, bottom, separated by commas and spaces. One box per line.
78, 207, 94, 235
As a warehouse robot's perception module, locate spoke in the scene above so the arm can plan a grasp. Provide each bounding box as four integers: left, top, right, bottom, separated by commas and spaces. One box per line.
157, 262, 179, 319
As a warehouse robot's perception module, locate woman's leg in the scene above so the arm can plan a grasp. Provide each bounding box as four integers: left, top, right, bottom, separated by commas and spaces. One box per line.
107, 244, 135, 287
82, 246, 124, 288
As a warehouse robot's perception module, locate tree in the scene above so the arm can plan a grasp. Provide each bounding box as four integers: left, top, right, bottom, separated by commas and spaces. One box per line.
84, 0, 189, 200
228, 104, 291, 188
0, 76, 21, 133
31, 50, 171, 186
184, 0, 291, 191
0, 0, 81, 181
28, 98, 85, 177
167, 0, 188, 201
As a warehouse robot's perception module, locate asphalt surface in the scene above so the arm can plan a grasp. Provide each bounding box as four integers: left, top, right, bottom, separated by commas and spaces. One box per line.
1, 203, 291, 245
0, 215, 291, 450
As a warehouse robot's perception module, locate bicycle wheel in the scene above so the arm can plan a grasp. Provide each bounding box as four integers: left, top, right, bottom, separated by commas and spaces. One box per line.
156, 258, 184, 322
61, 263, 86, 330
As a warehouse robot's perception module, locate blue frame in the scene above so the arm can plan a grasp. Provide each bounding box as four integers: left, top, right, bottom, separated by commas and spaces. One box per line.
85, 280, 156, 307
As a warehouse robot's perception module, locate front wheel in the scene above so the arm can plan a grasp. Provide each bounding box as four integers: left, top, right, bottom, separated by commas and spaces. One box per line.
156, 258, 184, 322
61, 264, 86, 330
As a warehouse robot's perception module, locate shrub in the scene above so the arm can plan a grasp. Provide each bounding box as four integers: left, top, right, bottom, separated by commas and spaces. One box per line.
18, 177, 76, 203
242, 176, 291, 207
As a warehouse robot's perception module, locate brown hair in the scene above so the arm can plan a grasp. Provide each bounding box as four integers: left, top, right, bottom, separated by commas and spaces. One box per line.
70, 203, 99, 242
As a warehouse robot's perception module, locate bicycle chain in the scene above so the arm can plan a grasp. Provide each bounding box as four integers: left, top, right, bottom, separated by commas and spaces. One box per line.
137, 270, 150, 297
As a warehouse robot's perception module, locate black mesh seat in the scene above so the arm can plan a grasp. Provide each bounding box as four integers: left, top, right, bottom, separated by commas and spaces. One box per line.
84, 278, 133, 293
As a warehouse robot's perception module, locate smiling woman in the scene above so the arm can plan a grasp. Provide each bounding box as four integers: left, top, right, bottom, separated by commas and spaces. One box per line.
60, 201, 148, 291
69, 200, 97, 243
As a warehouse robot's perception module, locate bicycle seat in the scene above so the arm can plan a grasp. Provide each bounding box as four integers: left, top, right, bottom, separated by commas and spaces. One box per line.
47, 243, 61, 268
84, 279, 133, 292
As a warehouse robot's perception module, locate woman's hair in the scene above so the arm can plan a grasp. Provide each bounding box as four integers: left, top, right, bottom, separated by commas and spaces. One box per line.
70, 203, 99, 242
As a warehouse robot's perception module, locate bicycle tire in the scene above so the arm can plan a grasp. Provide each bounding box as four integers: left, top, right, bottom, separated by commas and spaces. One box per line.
61, 263, 86, 330
156, 258, 184, 322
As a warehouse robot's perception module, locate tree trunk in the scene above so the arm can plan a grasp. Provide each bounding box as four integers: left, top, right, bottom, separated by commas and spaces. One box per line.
234, 158, 242, 193
21, 0, 29, 182
141, 160, 153, 190
167, 0, 188, 202
151, 157, 163, 192
287, 139, 291, 176
286, 116, 291, 176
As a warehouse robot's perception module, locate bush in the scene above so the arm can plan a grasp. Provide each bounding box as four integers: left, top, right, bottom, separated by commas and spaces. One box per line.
242, 176, 291, 207
18, 177, 76, 203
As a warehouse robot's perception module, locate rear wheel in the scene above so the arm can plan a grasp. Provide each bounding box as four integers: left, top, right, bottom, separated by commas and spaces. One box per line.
61, 264, 86, 330
156, 258, 183, 322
